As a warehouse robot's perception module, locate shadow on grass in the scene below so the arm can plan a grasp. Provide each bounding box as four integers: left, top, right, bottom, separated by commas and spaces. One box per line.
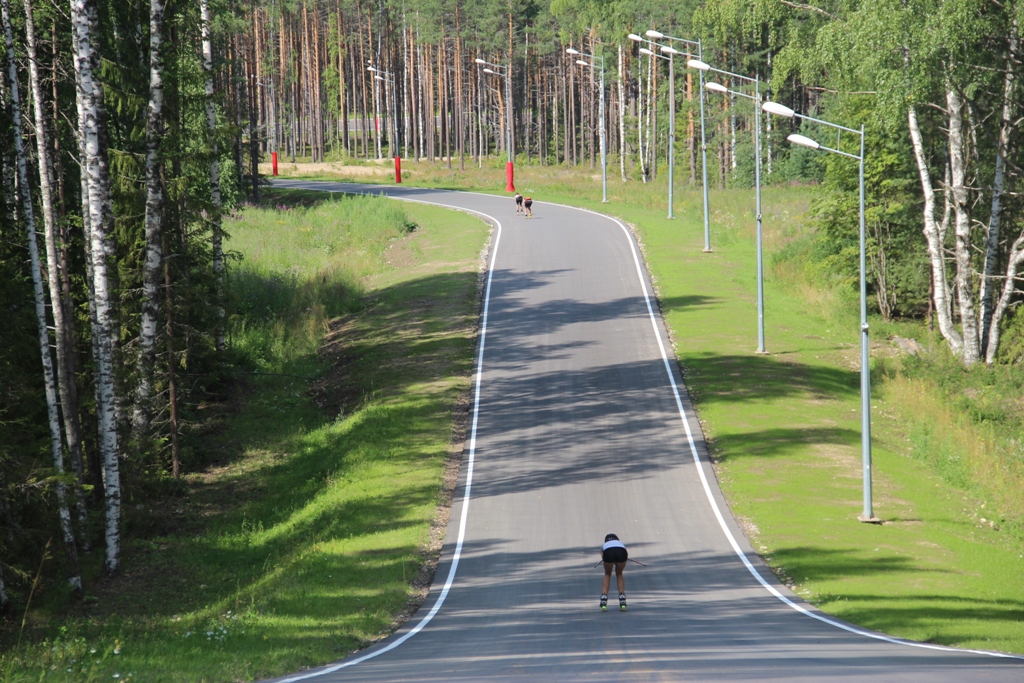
710, 427, 859, 463
771, 546, 952, 583
658, 294, 721, 313
681, 351, 859, 405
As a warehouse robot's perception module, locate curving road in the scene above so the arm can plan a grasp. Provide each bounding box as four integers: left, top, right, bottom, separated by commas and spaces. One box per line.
267, 180, 1023, 682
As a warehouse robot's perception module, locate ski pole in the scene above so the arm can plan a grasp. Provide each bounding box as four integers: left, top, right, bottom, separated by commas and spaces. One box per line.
594, 558, 647, 568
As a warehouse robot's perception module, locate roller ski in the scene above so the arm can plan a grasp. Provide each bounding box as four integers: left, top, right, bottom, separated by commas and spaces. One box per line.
619, 594, 627, 611
600, 594, 608, 611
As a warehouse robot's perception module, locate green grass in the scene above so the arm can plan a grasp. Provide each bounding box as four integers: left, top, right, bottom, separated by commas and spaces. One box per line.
275, 159, 1024, 654
0, 190, 489, 682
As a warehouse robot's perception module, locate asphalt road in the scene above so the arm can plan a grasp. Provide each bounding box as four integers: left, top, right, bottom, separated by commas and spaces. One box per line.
266, 180, 1024, 682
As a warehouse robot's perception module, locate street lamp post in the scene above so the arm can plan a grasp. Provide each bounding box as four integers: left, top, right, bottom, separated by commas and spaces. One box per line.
762, 101, 877, 523
367, 65, 397, 159
567, 48, 607, 203
475, 57, 515, 192
690, 61, 766, 354
639, 31, 711, 248
630, 36, 676, 219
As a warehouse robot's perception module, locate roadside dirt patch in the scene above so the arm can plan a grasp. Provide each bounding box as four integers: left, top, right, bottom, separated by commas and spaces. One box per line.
259, 161, 399, 178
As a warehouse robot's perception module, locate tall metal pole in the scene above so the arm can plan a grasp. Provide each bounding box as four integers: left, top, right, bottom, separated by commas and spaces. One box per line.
635, 32, 707, 232
569, 49, 607, 202
600, 63, 607, 202
506, 69, 512, 164
477, 58, 515, 191
762, 101, 875, 521
701, 64, 764, 351
754, 77, 765, 354
698, 40, 711, 251
391, 79, 398, 158
667, 53, 675, 219
858, 124, 873, 522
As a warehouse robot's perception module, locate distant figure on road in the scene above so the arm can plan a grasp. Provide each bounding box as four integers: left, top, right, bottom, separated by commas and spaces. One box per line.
514, 192, 523, 215
600, 533, 627, 611
524, 196, 533, 218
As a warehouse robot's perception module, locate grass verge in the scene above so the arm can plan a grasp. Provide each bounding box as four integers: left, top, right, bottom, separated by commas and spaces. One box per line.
273, 160, 1024, 654
0, 189, 490, 682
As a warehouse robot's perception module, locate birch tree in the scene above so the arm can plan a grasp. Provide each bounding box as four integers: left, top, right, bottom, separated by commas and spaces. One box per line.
2, 0, 81, 591
133, 0, 166, 441
70, 0, 121, 574
23, 0, 89, 543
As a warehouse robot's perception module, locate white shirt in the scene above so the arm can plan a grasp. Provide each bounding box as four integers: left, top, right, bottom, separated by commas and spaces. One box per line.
602, 539, 626, 551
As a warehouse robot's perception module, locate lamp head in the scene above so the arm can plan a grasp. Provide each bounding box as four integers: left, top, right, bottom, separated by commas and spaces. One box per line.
566, 48, 580, 55
374, 75, 384, 81
628, 33, 643, 42
762, 101, 795, 118
474, 58, 486, 64
788, 133, 821, 150
576, 60, 589, 66
645, 30, 664, 39
367, 66, 377, 72
687, 59, 710, 71
706, 82, 728, 93
639, 47, 654, 56
483, 68, 496, 74
660, 45, 679, 55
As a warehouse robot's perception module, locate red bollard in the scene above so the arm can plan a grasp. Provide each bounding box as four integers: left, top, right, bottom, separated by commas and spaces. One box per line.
395, 156, 402, 184
272, 151, 278, 177
506, 162, 515, 193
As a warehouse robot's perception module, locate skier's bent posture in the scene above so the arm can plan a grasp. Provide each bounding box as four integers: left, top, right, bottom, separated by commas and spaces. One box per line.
600, 533, 627, 611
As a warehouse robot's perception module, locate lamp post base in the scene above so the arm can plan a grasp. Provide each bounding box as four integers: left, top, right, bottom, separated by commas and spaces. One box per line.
858, 515, 882, 524
702, 248, 714, 253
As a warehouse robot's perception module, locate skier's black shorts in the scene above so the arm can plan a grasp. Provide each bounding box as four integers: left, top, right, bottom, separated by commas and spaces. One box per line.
602, 547, 628, 563
524, 199, 533, 209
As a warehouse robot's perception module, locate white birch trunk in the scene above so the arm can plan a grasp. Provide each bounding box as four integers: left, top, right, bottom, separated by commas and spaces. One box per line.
946, 87, 981, 364
0, 60, 13, 211
3, 0, 81, 591
71, 0, 120, 574
908, 104, 960, 354
23, 0, 89, 544
201, 0, 225, 353
979, 18, 1018, 358
133, 0, 166, 439
986, 234, 1024, 364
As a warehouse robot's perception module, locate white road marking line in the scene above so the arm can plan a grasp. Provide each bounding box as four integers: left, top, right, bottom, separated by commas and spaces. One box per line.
275, 185, 503, 680
274, 181, 1024, 670
564, 202, 1023, 662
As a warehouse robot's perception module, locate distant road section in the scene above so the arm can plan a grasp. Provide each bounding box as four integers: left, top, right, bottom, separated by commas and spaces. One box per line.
266, 180, 1024, 682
